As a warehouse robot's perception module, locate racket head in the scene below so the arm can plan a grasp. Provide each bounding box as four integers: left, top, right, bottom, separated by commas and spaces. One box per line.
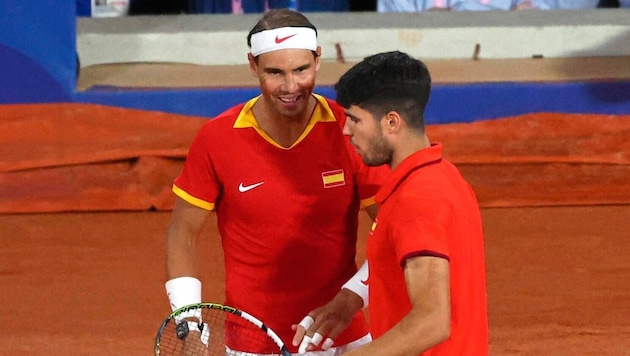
155, 302, 291, 356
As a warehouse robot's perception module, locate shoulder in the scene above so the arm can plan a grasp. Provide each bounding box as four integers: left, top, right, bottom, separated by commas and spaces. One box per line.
197, 103, 247, 134
214, 103, 247, 124
314, 94, 348, 129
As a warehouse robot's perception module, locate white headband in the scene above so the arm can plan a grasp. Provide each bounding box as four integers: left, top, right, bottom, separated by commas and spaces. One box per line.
250, 27, 318, 57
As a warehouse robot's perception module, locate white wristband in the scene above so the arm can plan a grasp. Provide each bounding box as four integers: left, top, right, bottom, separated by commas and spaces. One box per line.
165, 276, 202, 310
166, 276, 203, 322
341, 261, 369, 307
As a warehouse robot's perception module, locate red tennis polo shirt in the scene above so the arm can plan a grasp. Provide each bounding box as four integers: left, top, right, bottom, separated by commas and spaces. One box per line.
367, 143, 488, 355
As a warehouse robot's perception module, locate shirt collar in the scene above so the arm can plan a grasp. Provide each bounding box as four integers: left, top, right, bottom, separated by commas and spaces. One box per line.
232, 94, 336, 149
375, 143, 444, 204
233, 94, 336, 128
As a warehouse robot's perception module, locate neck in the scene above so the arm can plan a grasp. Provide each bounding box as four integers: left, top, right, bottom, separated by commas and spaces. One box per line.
389, 132, 431, 170
253, 95, 316, 148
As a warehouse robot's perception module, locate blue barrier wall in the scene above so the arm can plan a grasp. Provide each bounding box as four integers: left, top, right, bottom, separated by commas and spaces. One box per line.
0, 1, 76, 104
73, 81, 630, 124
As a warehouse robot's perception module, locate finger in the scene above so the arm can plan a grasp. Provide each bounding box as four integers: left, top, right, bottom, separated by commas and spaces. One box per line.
298, 335, 312, 354
309, 332, 323, 347
322, 337, 335, 351
298, 316, 315, 330
324, 318, 349, 342
292, 316, 315, 346
291, 328, 303, 347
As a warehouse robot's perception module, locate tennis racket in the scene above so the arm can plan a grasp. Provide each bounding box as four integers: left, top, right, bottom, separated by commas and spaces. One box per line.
155, 302, 291, 356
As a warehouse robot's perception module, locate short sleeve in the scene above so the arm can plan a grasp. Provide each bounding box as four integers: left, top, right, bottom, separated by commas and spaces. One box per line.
389, 193, 453, 266
173, 124, 220, 210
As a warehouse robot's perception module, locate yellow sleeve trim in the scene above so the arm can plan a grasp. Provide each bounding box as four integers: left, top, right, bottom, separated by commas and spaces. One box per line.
360, 196, 377, 209
172, 185, 215, 211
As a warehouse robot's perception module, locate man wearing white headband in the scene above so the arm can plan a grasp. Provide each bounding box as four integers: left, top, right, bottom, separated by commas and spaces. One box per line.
165, 8, 389, 355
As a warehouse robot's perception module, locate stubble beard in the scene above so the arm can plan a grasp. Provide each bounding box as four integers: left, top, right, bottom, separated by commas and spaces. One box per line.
363, 134, 392, 167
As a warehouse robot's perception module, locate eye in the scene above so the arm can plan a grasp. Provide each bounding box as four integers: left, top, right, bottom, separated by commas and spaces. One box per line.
295, 65, 310, 74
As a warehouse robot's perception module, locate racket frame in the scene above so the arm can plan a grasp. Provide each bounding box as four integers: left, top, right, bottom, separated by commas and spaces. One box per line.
155, 302, 292, 356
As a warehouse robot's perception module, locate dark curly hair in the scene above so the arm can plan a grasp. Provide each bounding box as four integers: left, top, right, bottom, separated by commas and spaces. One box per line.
334, 51, 431, 131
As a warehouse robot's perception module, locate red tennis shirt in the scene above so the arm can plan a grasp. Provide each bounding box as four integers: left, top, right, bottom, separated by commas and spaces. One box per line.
173, 94, 388, 353
367, 143, 488, 355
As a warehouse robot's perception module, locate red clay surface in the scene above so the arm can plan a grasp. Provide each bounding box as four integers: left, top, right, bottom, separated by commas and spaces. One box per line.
1, 207, 629, 355
1, 104, 629, 355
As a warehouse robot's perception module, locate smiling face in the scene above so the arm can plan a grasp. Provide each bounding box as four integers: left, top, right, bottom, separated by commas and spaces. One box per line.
249, 47, 321, 119
343, 105, 393, 167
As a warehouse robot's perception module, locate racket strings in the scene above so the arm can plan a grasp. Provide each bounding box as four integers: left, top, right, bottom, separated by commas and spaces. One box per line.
156, 307, 284, 356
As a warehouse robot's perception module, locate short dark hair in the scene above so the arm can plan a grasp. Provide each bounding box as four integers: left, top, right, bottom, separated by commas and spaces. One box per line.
247, 9, 318, 48
334, 51, 431, 131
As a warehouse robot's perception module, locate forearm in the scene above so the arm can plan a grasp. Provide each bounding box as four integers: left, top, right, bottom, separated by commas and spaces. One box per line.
164, 198, 210, 310
166, 224, 200, 279
348, 257, 451, 355
165, 228, 203, 311
165, 198, 209, 279
346, 308, 449, 355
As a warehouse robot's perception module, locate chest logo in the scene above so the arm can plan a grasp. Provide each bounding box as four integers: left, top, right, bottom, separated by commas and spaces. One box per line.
238, 181, 264, 193
321, 169, 345, 188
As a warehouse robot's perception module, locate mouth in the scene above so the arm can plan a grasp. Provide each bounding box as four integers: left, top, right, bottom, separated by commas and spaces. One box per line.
278, 95, 300, 105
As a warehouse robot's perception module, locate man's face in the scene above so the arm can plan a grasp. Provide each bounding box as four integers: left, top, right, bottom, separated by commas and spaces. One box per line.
249, 48, 320, 118
343, 105, 392, 167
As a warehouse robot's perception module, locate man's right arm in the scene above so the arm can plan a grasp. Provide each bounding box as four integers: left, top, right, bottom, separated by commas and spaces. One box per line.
165, 197, 211, 308
165, 197, 212, 349
166, 197, 210, 279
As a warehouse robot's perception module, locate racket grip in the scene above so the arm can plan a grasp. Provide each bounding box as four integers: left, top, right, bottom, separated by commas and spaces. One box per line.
189, 321, 210, 346
176, 321, 210, 346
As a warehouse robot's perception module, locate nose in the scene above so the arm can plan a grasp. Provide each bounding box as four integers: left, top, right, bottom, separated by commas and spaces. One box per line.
342, 120, 352, 136
282, 74, 298, 92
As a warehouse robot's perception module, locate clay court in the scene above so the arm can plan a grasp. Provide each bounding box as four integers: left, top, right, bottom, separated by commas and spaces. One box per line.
1, 58, 629, 355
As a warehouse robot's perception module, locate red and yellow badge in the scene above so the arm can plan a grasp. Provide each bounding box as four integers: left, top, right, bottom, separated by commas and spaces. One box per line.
321, 169, 345, 188
370, 218, 378, 237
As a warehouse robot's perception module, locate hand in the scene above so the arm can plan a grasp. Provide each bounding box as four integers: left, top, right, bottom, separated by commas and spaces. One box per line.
178, 321, 210, 356
291, 289, 364, 353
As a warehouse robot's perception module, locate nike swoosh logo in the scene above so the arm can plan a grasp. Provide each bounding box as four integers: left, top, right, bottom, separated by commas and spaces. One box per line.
361, 279, 368, 285
275, 34, 297, 44
239, 182, 264, 193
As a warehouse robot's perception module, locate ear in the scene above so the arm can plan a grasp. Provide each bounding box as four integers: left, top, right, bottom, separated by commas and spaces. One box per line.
383, 111, 402, 134
314, 46, 322, 72
248, 53, 259, 78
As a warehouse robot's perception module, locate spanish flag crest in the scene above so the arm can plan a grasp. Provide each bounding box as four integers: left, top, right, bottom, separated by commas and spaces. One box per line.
321, 169, 345, 188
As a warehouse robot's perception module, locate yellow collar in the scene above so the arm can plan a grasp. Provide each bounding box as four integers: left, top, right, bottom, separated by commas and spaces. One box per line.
233, 94, 337, 149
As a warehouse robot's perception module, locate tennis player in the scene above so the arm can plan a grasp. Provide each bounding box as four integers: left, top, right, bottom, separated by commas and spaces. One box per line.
164, 9, 388, 355
333, 51, 489, 355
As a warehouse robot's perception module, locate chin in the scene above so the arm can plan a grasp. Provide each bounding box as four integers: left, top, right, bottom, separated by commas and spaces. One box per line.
364, 156, 390, 167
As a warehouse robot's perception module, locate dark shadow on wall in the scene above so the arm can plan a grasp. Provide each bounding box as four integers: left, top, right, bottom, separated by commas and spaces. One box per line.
0, 45, 70, 104
552, 27, 630, 105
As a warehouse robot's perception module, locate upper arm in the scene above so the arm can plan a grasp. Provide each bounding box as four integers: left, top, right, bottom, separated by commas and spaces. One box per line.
404, 255, 451, 329
168, 196, 212, 241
